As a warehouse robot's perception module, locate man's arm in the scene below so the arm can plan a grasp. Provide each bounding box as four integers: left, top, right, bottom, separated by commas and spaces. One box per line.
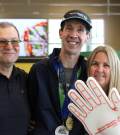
27, 64, 38, 121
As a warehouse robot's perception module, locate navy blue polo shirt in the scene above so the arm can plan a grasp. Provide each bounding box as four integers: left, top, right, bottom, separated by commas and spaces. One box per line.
0, 66, 31, 135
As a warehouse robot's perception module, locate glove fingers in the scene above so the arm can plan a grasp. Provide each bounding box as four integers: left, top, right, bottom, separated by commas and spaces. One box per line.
75, 80, 100, 109
87, 77, 112, 107
68, 103, 86, 123
109, 88, 120, 110
68, 103, 92, 135
68, 89, 92, 117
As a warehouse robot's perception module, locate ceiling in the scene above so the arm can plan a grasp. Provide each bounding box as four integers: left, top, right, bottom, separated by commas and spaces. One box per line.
0, 0, 120, 18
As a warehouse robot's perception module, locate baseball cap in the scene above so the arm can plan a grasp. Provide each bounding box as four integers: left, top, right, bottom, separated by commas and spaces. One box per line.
61, 9, 92, 29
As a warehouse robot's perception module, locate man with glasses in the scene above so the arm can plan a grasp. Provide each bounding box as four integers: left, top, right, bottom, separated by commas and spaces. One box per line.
0, 22, 31, 135
28, 9, 92, 135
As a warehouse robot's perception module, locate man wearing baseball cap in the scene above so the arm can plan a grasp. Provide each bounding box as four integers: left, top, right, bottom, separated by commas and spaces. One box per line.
28, 9, 92, 135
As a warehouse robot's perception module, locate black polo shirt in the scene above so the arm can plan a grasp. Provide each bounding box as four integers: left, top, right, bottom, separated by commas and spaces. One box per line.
0, 65, 31, 135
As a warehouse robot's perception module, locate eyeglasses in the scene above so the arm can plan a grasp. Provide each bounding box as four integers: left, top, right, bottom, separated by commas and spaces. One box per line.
0, 40, 21, 47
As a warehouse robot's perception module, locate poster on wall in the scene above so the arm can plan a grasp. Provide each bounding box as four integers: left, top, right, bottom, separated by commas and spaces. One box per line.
0, 19, 48, 58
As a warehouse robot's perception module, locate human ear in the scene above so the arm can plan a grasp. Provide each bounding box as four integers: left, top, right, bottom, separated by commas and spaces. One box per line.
59, 29, 63, 39
85, 33, 91, 43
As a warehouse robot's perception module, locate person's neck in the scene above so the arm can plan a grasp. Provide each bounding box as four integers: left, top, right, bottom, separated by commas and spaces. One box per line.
103, 86, 109, 96
0, 63, 13, 79
59, 51, 79, 68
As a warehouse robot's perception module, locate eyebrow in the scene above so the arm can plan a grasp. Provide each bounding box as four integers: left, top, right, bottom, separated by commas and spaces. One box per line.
66, 25, 84, 29
104, 62, 110, 65
78, 26, 84, 28
92, 61, 110, 64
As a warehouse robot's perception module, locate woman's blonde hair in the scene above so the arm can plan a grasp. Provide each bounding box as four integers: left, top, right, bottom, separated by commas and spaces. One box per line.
87, 45, 120, 95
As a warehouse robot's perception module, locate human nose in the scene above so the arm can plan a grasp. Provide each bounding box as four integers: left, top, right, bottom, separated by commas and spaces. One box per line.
69, 29, 78, 38
96, 65, 103, 72
5, 41, 13, 49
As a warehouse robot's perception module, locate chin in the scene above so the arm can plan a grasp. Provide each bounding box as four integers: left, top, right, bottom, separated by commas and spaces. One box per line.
5, 59, 16, 64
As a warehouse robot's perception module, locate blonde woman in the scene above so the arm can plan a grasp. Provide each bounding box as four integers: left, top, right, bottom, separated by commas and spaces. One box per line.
87, 45, 120, 96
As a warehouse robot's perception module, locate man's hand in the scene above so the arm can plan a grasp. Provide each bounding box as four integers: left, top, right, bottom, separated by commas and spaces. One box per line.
27, 120, 35, 132
84, 57, 87, 61
68, 77, 120, 135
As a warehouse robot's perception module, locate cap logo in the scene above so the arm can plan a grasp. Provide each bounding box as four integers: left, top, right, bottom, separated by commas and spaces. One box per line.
70, 12, 88, 21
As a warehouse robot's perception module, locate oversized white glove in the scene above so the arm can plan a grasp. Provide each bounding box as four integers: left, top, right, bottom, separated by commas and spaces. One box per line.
68, 77, 120, 135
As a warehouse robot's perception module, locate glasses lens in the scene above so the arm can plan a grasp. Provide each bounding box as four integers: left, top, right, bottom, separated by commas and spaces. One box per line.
0, 40, 21, 47
0, 41, 7, 47
11, 40, 20, 46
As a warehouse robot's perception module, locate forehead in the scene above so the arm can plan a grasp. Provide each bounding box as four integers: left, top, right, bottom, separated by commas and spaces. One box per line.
0, 26, 19, 39
94, 52, 109, 61
64, 18, 87, 28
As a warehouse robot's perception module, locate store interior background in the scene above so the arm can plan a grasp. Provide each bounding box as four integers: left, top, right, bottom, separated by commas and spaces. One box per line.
0, 0, 120, 73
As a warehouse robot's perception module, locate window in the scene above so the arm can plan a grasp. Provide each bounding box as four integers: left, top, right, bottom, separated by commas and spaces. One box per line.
48, 19, 62, 54
48, 19, 104, 55
87, 19, 104, 51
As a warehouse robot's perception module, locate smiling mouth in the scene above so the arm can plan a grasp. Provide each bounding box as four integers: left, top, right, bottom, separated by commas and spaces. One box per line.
68, 41, 78, 45
95, 75, 105, 78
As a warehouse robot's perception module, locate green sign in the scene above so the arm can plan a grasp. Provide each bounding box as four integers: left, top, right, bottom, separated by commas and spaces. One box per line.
81, 51, 120, 60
